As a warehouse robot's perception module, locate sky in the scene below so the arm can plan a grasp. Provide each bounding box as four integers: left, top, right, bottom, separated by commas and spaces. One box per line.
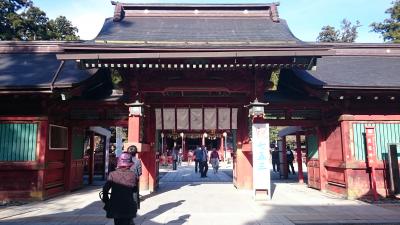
33, 0, 394, 43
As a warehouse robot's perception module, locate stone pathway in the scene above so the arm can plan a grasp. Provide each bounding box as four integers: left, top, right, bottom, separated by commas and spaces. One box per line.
1, 163, 400, 225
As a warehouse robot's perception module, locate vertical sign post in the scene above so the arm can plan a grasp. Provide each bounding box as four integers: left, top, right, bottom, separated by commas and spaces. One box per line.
115, 126, 123, 157
365, 126, 378, 201
252, 123, 271, 200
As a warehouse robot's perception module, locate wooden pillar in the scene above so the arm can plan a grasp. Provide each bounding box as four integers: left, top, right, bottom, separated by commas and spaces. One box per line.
64, 126, 73, 191
219, 136, 224, 161
296, 132, 304, 183
88, 132, 95, 185
128, 115, 150, 191
281, 136, 288, 179
36, 120, 48, 199
317, 127, 327, 191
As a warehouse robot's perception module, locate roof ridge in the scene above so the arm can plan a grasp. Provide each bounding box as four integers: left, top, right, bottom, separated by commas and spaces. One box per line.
111, 1, 280, 22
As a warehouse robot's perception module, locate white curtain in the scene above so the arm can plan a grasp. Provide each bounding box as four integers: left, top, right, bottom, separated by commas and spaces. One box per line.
177, 108, 189, 130
204, 108, 217, 130
218, 108, 230, 130
190, 108, 203, 130
163, 108, 175, 130
231, 108, 238, 129
155, 108, 162, 130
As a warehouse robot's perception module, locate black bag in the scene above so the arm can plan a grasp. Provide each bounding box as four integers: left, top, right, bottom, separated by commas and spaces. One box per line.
99, 190, 111, 213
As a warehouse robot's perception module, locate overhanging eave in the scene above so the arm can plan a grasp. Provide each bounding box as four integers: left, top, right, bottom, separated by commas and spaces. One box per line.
57, 49, 335, 60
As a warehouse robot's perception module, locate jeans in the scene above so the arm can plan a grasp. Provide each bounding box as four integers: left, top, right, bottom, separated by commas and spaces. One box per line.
195, 160, 200, 173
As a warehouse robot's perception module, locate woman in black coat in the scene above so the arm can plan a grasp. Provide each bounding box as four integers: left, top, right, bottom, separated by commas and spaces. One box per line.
102, 152, 138, 225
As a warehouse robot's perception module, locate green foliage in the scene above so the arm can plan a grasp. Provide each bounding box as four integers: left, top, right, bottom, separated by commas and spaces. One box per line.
0, 0, 30, 40
268, 69, 280, 91
371, 0, 400, 43
269, 126, 279, 142
20, 6, 49, 40
0, 0, 79, 41
48, 16, 79, 41
317, 25, 339, 43
111, 69, 123, 88
317, 19, 361, 43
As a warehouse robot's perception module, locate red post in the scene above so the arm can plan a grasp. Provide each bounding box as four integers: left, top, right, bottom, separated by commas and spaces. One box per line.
219, 136, 224, 161
281, 136, 288, 179
365, 126, 378, 201
296, 132, 304, 183
317, 127, 327, 191
127, 115, 149, 191
88, 132, 95, 185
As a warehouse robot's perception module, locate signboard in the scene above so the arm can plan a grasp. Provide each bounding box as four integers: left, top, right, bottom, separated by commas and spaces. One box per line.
252, 123, 271, 200
365, 126, 378, 201
115, 126, 123, 157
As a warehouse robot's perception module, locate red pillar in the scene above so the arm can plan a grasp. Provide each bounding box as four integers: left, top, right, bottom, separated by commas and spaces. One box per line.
296, 132, 304, 183
281, 136, 288, 179
88, 132, 95, 185
317, 127, 327, 191
219, 136, 224, 161
128, 115, 150, 191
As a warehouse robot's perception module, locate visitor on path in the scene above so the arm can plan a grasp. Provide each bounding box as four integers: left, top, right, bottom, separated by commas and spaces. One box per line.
172, 147, 179, 170
210, 148, 220, 174
102, 152, 138, 225
128, 145, 142, 210
286, 146, 295, 175
200, 145, 208, 178
271, 148, 280, 172
178, 147, 183, 166
194, 146, 202, 173
187, 150, 193, 165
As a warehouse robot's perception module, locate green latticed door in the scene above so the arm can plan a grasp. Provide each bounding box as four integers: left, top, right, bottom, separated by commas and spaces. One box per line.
0, 123, 38, 161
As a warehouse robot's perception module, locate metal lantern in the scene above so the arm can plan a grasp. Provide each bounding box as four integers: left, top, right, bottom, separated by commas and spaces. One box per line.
125, 100, 146, 116
245, 98, 269, 117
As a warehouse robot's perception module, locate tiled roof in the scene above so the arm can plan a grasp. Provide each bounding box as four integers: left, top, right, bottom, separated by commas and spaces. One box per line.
0, 53, 95, 90
91, 3, 302, 48
293, 56, 400, 89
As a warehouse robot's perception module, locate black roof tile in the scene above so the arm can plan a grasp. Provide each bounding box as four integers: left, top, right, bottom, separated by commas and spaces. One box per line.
0, 53, 95, 90
293, 56, 400, 89
92, 16, 302, 47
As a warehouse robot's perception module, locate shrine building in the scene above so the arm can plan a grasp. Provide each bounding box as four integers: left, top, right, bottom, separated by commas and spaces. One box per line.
0, 2, 400, 201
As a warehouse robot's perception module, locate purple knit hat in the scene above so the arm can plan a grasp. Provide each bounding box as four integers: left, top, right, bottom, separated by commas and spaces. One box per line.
117, 152, 133, 168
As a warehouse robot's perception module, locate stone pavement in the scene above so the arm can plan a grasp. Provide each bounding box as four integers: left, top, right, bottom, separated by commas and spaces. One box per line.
1, 163, 400, 225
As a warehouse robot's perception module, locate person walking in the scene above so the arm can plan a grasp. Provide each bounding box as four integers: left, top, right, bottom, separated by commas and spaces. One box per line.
210, 148, 220, 174
178, 147, 183, 166
271, 148, 280, 172
172, 147, 178, 170
128, 145, 142, 210
187, 150, 193, 165
102, 152, 138, 225
200, 145, 208, 178
286, 146, 295, 175
194, 146, 202, 173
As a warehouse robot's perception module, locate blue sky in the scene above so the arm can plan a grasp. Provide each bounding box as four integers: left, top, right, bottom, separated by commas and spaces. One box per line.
33, 0, 393, 43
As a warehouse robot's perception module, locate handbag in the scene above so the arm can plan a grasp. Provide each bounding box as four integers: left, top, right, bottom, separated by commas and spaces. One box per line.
99, 190, 111, 213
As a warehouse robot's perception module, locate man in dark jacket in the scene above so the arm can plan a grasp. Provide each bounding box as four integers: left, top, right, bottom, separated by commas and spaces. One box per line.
194, 146, 202, 173
271, 148, 280, 172
286, 146, 295, 175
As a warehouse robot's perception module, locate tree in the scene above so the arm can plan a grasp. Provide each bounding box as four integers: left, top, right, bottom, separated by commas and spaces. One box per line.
316, 25, 339, 42
0, 1, 79, 41
20, 6, 49, 40
0, 0, 30, 40
48, 16, 79, 41
317, 19, 361, 43
371, 0, 400, 43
